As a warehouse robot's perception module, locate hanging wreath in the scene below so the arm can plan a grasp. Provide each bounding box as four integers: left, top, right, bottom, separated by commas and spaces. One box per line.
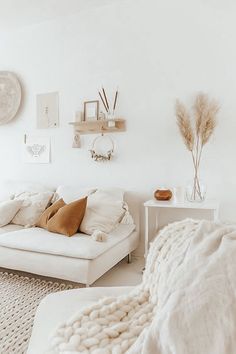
89, 134, 114, 162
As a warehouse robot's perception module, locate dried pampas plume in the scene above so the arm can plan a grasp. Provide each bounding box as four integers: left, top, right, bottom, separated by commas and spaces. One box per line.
176, 100, 194, 151
193, 93, 219, 145
194, 93, 208, 135
175, 93, 220, 201
200, 100, 219, 146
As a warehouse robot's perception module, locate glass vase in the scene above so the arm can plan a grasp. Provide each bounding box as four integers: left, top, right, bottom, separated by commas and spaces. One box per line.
186, 177, 206, 203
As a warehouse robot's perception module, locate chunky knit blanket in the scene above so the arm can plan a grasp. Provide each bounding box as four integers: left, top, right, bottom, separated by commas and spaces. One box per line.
48, 219, 236, 354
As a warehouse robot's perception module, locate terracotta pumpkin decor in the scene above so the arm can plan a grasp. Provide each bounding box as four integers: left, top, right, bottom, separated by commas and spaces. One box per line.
154, 189, 172, 201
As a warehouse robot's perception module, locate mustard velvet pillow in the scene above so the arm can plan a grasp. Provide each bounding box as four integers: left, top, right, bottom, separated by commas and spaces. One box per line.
47, 197, 87, 237
36, 198, 66, 229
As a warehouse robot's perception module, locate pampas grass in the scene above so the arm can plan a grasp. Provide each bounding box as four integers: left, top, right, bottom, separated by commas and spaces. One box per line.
176, 100, 194, 151
175, 93, 219, 201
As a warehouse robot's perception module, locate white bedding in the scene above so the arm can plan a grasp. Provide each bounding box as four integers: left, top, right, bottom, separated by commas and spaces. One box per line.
0, 224, 136, 260
48, 219, 236, 354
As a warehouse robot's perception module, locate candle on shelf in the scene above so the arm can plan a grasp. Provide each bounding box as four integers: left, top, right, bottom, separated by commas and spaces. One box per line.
75, 111, 83, 122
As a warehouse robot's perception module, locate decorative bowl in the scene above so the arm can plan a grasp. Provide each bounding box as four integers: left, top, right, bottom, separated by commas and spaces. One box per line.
154, 189, 172, 201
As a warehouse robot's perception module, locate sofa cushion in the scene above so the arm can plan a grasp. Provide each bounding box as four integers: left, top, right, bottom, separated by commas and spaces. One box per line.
0, 224, 136, 260
47, 197, 87, 236
0, 200, 23, 227
0, 180, 54, 201
12, 191, 54, 227
80, 188, 126, 235
36, 199, 66, 229
53, 185, 96, 204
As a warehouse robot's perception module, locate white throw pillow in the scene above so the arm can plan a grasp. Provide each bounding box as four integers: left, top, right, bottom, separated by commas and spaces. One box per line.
53, 185, 97, 204
12, 191, 53, 226
0, 200, 23, 227
80, 188, 126, 235
0, 180, 54, 201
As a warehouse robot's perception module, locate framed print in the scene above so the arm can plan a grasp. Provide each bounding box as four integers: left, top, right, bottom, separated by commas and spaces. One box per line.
83, 100, 99, 121
22, 135, 50, 164
37, 92, 59, 128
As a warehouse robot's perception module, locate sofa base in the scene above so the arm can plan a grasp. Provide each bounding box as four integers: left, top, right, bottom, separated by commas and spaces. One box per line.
0, 231, 139, 285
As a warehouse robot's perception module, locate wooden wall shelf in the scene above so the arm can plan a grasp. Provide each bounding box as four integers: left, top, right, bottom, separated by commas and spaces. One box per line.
69, 118, 126, 135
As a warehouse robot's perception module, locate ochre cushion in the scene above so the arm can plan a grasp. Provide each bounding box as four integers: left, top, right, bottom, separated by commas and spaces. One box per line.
47, 197, 87, 237
36, 199, 66, 229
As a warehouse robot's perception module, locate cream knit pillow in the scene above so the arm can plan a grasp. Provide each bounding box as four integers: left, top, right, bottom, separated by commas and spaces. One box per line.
12, 191, 53, 227
0, 200, 23, 227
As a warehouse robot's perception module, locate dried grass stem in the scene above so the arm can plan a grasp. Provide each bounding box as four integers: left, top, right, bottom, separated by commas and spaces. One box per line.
176, 93, 219, 201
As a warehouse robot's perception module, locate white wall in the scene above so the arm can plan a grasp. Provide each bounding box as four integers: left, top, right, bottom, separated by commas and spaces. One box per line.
0, 0, 235, 253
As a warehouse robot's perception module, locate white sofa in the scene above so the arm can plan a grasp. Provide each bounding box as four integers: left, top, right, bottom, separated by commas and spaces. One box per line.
0, 182, 139, 286
27, 286, 133, 354
0, 224, 138, 286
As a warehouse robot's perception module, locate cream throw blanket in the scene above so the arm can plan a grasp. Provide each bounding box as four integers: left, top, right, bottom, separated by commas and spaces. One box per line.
48, 219, 236, 354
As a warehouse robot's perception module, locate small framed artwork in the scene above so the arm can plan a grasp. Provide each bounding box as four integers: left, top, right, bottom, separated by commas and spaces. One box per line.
22, 135, 50, 164
84, 100, 99, 121
37, 92, 59, 128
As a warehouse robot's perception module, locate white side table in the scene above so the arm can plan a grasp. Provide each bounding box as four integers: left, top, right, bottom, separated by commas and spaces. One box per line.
144, 199, 220, 259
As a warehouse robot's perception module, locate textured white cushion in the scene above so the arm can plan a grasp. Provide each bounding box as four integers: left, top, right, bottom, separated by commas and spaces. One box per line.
53, 185, 96, 204
0, 200, 23, 227
80, 188, 126, 234
12, 192, 53, 226
0, 224, 135, 259
0, 180, 54, 201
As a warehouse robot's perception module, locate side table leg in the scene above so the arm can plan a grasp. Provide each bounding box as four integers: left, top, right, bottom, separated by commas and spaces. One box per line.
155, 209, 160, 233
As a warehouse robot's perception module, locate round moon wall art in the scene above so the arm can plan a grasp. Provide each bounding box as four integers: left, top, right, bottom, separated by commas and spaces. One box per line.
0, 71, 21, 124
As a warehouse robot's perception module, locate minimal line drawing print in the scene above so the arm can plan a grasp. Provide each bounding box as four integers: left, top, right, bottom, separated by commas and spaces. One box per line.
27, 144, 46, 157
37, 92, 59, 128
22, 136, 50, 164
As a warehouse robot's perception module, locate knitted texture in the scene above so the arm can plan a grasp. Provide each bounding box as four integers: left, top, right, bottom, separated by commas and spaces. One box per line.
0, 272, 77, 354
48, 219, 200, 354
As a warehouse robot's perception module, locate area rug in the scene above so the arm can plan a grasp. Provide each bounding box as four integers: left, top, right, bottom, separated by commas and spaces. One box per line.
0, 272, 78, 354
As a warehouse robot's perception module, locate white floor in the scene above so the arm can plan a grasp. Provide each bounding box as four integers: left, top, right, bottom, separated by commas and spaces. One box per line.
93, 256, 144, 287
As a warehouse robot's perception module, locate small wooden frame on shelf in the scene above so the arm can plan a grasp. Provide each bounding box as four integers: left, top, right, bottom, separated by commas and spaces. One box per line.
69, 118, 126, 135
83, 100, 99, 121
